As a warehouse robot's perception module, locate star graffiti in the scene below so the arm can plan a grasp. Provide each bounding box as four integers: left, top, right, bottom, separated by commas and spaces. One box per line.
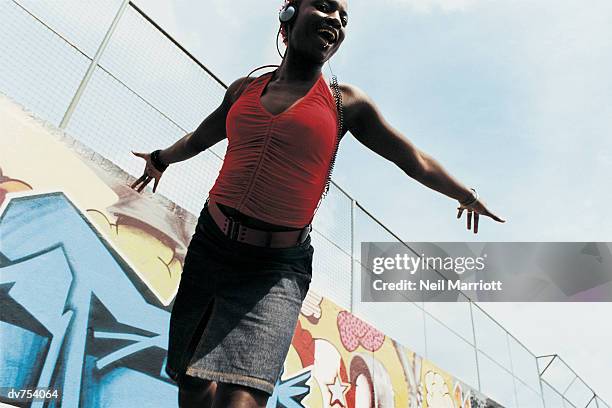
326, 373, 351, 407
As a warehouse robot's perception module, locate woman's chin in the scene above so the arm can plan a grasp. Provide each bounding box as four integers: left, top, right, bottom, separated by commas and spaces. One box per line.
311, 45, 336, 63
292, 43, 336, 65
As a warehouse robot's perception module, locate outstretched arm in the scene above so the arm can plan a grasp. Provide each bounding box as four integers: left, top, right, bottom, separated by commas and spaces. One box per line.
157, 76, 255, 164
130, 76, 254, 193
343, 84, 505, 233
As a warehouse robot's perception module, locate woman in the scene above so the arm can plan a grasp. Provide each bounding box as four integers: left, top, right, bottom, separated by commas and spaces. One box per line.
131, 0, 505, 406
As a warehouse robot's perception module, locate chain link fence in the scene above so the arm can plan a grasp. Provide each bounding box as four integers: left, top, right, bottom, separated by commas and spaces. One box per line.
1, 1, 607, 406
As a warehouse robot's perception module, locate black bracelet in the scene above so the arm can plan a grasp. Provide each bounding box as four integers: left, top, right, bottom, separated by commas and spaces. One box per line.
150, 150, 169, 172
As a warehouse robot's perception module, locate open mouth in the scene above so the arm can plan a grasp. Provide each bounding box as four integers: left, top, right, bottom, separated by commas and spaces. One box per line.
316, 27, 337, 48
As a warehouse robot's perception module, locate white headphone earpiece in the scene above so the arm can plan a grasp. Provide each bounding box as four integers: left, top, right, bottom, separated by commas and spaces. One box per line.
279, 4, 296, 23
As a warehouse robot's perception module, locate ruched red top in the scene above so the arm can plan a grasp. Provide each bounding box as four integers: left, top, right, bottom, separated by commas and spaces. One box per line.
208, 71, 338, 228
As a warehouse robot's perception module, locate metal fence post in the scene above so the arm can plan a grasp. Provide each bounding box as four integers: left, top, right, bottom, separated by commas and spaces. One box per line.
506, 329, 520, 408
350, 198, 356, 313
535, 357, 548, 408
469, 300, 482, 392
59, 0, 130, 129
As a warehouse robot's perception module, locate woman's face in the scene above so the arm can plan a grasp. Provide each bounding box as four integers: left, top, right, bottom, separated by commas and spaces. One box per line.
289, 0, 349, 63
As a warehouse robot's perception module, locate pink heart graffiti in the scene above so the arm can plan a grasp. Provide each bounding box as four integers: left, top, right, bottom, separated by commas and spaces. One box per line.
337, 311, 385, 352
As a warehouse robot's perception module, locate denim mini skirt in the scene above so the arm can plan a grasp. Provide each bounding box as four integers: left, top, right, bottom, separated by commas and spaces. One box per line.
165, 201, 313, 395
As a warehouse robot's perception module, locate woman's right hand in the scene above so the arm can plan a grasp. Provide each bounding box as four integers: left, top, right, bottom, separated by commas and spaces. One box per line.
130, 151, 164, 193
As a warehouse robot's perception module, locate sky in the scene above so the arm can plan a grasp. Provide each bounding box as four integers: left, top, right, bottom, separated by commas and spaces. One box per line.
131, 0, 612, 240
133, 0, 611, 402
128, 0, 612, 402
2, 0, 610, 403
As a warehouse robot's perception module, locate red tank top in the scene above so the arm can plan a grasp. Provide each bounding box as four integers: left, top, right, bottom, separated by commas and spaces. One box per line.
208, 71, 338, 228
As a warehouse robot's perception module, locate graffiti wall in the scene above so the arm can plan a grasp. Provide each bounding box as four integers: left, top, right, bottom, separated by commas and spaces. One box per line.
0, 95, 502, 407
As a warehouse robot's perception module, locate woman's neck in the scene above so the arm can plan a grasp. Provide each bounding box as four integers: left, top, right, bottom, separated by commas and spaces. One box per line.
275, 48, 323, 83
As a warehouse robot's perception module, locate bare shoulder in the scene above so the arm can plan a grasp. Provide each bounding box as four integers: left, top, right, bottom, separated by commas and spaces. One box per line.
336, 82, 377, 131
339, 82, 377, 113
339, 83, 369, 103
224, 76, 258, 106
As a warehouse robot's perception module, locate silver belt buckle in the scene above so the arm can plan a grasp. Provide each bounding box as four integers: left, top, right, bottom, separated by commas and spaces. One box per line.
225, 216, 241, 240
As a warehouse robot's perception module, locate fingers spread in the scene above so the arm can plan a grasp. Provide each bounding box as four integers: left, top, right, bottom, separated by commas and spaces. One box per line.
458, 202, 505, 232
137, 177, 151, 193
489, 212, 506, 223
457, 207, 465, 219
130, 174, 147, 189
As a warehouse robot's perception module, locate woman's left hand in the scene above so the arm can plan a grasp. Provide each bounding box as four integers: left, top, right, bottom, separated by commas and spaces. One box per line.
457, 199, 506, 234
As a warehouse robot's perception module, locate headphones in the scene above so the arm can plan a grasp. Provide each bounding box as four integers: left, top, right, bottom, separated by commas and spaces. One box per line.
279, 3, 297, 24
